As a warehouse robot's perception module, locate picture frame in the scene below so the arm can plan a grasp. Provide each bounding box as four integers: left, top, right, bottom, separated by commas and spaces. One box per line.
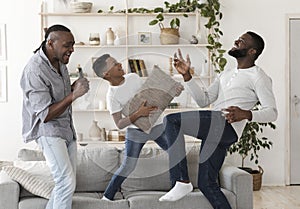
0, 23, 7, 60
138, 32, 151, 45
0, 66, 7, 102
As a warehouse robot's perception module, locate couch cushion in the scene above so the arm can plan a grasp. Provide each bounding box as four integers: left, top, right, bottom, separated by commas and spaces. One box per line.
121, 143, 200, 192
75, 147, 120, 192
123, 189, 236, 209
19, 192, 129, 209
18, 149, 45, 161
17, 147, 120, 192
2, 161, 54, 199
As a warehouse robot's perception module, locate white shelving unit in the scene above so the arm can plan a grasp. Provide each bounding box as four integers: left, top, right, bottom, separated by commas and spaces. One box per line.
39, 1, 213, 143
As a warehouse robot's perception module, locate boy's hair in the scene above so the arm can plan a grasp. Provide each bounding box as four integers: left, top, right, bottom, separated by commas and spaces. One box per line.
92, 54, 111, 78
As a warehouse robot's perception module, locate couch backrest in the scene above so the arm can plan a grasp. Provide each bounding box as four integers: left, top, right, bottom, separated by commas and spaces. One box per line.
18, 143, 200, 193
18, 147, 120, 192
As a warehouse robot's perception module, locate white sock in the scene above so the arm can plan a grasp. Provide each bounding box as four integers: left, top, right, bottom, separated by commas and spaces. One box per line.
102, 196, 112, 201
159, 181, 193, 202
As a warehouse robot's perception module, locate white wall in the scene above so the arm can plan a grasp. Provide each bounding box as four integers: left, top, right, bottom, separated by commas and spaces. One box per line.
0, 0, 297, 185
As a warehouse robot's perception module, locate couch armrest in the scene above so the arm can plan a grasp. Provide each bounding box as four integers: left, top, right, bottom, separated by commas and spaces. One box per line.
0, 171, 20, 209
219, 165, 253, 209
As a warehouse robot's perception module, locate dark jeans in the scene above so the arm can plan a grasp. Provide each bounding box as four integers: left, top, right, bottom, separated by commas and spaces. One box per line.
103, 124, 190, 200
164, 110, 238, 209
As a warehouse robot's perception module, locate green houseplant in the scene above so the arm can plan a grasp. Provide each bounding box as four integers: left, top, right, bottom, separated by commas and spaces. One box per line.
149, 0, 226, 71
148, 0, 194, 44
98, 1, 226, 70
228, 103, 276, 190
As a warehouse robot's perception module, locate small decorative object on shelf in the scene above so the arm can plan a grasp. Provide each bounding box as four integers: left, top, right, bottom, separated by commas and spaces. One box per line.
167, 102, 180, 109
200, 60, 208, 76
107, 129, 125, 141
138, 32, 151, 45
69, 1, 93, 13
101, 128, 107, 141
159, 23, 179, 45
169, 57, 173, 76
77, 64, 84, 78
88, 120, 103, 141
189, 35, 198, 44
89, 33, 100, 45
106, 27, 115, 45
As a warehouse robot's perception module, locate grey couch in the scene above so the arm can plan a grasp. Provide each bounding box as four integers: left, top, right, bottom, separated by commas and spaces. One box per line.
0, 144, 253, 209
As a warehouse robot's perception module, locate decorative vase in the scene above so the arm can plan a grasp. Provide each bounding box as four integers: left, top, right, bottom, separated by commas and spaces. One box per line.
106, 27, 115, 45
88, 120, 102, 141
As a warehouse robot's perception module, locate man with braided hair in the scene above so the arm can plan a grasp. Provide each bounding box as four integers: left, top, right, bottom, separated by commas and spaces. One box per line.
20, 24, 89, 209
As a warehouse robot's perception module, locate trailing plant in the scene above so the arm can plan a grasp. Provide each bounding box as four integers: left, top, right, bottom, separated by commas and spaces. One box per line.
228, 104, 276, 168
97, 0, 227, 71
198, 0, 226, 72
148, 0, 226, 72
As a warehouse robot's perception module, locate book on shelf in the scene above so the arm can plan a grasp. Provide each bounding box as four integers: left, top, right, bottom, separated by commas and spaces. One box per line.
128, 59, 136, 73
128, 59, 148, 77
138, 59, 148, 77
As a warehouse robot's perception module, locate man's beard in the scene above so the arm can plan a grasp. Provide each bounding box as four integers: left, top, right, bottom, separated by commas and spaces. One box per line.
228, 48, 248, 58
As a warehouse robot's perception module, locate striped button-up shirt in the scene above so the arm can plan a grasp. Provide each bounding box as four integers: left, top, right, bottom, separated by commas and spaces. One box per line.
20, 48, 76, 143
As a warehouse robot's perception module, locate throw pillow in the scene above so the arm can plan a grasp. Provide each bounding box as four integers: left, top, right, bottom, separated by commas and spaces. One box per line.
2, 161, 54, 199
122, 65, 180, 133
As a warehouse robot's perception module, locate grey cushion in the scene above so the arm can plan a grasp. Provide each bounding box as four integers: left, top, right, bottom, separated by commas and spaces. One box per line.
123, 189, 236, 209
19, 192, 129, 209
2, 163, 54, 199
75, 147, 120, 192
121, 146, 171, 191
18, 149, 45, 161
122, 65, 180, 133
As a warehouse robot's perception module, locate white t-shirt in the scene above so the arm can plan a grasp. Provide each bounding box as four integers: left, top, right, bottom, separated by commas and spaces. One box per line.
106, 73, 164, 129
185, 65, 277, 138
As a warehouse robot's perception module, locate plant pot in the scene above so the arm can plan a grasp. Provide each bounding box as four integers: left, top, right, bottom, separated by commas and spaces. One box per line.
238, 166, 264, 191
159, 23, 179, 45
252, 166, 264, 191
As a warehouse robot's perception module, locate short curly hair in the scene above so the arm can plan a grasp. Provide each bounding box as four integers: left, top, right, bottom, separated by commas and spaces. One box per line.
92, 54, 111, 78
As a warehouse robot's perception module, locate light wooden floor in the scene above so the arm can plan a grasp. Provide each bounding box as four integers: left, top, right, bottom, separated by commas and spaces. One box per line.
254, 186, 300, 209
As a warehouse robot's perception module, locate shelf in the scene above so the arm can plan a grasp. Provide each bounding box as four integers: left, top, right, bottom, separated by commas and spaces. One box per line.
73, 44, 209, 48
39, 12, 196, 17
70, 77, 102, 80
39, 12, 126, 16
40, 4, 212, 144
78, 135, 201, 146
73, 109, 109, 112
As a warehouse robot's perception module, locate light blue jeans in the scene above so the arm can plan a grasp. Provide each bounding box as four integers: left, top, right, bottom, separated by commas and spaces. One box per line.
37, 136, 77, 209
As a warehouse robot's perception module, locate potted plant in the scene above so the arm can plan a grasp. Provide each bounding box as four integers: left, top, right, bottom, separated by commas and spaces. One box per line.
148, 0, 226, 72
148, 0, 193, 45
228, 104, 276, 190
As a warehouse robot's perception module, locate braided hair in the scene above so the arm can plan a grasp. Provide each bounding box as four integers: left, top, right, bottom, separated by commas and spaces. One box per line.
33, 24, 71, 53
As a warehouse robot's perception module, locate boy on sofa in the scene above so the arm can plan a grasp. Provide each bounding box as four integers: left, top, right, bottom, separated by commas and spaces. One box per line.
92, 54, 193, 201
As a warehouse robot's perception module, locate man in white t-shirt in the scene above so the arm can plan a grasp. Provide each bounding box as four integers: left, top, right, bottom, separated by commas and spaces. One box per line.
159, 31, 278, 209
92, 54, 192, 201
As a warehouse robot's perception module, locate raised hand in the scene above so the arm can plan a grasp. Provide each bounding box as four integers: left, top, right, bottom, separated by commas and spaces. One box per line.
173, 49, 192, 81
